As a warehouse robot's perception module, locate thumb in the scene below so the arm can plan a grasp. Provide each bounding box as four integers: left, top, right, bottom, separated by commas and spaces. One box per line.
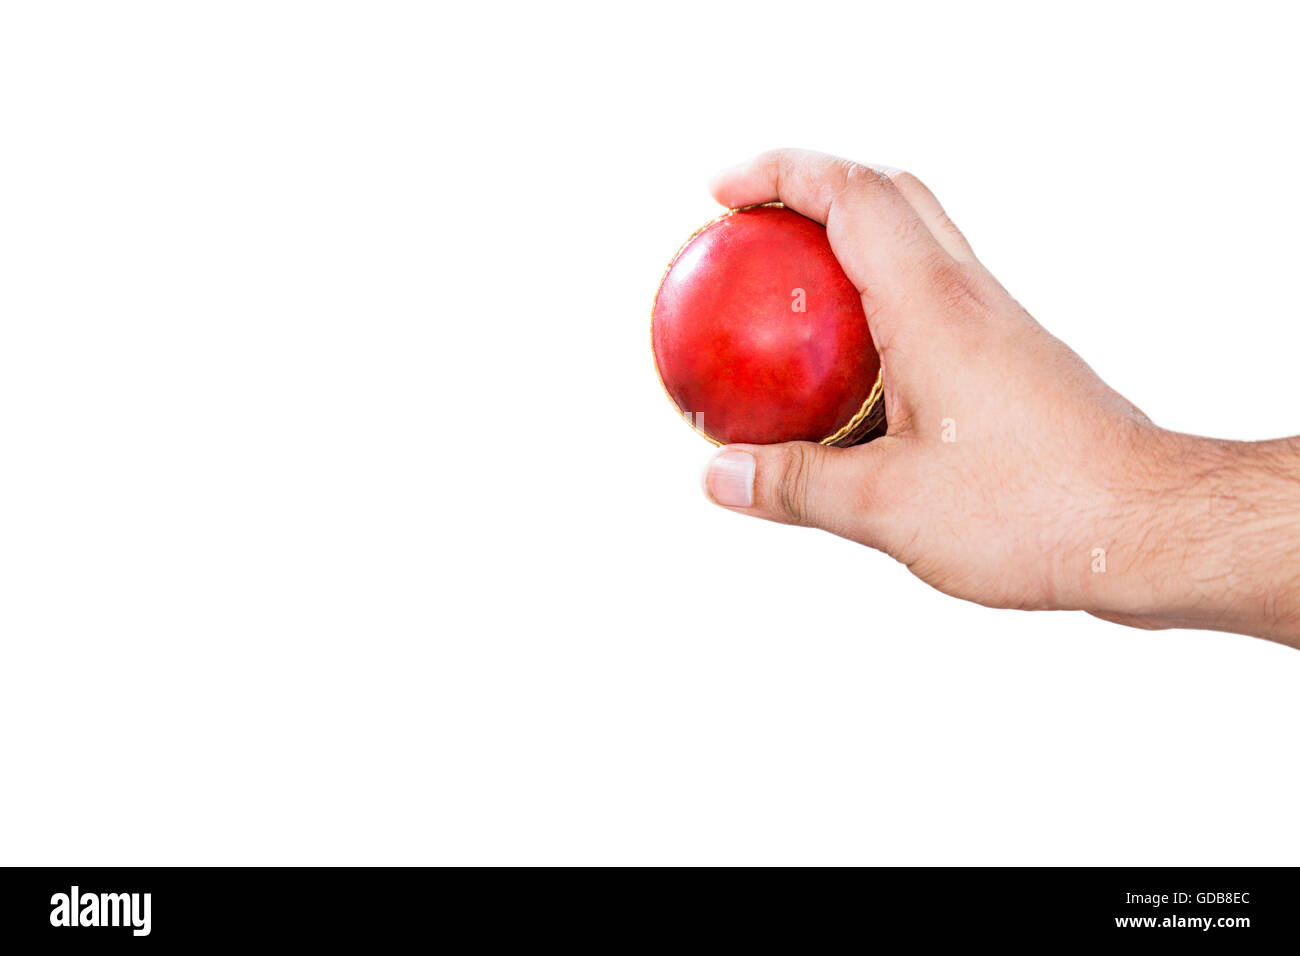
703, 442, 874, 534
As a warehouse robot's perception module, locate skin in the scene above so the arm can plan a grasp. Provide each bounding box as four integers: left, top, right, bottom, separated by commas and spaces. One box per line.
703, 149, 1300, 649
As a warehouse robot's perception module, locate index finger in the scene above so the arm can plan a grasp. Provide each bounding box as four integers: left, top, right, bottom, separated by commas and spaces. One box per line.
708, 148, 949, 340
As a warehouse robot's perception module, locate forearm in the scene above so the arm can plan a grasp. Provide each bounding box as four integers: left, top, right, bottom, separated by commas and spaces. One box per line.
1095, 431, 1300, 646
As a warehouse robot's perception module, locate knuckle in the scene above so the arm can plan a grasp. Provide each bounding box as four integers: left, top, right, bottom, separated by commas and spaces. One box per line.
890, 169, 923, 191
925, 255, 989, 314
772, 149, 799, 189
893, 213, 932, 248
774, 443, 816, 525
840, 160, 891, 195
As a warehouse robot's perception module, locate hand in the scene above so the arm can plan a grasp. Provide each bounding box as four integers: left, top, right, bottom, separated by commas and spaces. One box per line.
703, 149, 1300, 647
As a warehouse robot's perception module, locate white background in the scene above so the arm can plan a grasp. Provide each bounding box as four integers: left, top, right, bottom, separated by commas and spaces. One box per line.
2, 1, 1298, 865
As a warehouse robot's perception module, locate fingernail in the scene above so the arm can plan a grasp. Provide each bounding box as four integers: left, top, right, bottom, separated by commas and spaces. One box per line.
706, 450, 755, 507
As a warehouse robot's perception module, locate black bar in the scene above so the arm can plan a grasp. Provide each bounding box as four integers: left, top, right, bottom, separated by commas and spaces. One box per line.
0, 867, 1294, 946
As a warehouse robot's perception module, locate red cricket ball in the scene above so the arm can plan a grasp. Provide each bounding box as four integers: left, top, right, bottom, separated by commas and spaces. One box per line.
651, 204, 883, 446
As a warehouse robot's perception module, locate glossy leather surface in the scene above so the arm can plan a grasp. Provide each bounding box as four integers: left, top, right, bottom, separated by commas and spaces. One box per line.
652, 206, 880, 445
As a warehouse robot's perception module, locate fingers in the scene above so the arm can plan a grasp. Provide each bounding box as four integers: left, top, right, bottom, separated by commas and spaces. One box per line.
703, 442, 886, 542
876, 168, 978, 263
707, 149, 946, 307
708, 150, 987, 361
709, 148, 904, 228
711, 150, 977, 264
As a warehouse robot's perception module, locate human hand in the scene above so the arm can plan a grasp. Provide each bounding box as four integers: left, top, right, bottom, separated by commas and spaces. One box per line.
702, 149, 1300, 647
